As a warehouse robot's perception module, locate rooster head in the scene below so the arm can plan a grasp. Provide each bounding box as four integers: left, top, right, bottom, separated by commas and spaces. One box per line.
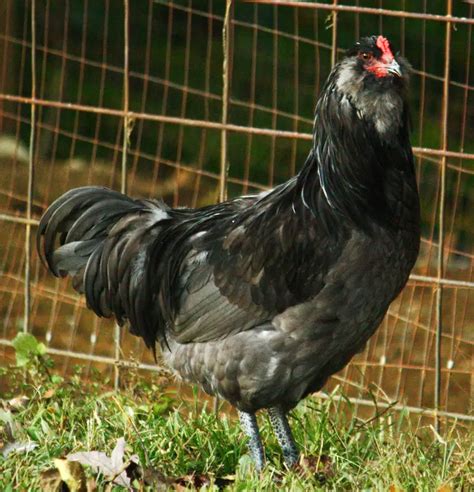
346, 35, 405, 80
327, 35, 411, 140
333, 35, 410, 96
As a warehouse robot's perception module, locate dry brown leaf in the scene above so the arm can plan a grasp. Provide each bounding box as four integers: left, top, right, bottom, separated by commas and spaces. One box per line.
5, 396, 30, 412
43, 388, 57, 399
54, 458, 87, 492
388, 485, 404, 492
169, 472, 234, 491
140, 466, 173, 490
40, 463, 93, 492
86, 478, 98, 492
294, 454, 335, 483
174, 473, 212, 490
437, 485, 453, 492
39, 469, 64, 492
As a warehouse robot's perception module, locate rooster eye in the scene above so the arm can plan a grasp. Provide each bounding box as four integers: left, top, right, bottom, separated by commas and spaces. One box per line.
359, 52, 373, 61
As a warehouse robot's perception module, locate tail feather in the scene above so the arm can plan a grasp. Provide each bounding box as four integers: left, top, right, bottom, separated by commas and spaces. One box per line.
82, 243, 110, 316
37, 186, 171, 344
52, 239, 100, 277
37, 187, 131, 268
65, 198, 136, 243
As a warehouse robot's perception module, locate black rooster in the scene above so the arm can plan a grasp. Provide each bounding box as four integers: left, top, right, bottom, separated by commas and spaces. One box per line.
37, 36, 420, 470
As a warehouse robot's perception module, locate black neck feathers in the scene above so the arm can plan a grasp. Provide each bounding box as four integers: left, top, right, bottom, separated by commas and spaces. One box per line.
296, 71, 417, 235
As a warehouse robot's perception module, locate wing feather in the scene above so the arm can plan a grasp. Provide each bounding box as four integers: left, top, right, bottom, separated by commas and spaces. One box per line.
164, 186, 345, 344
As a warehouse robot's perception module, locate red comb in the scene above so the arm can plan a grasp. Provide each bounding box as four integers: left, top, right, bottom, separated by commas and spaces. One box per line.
376, 36, 394, 60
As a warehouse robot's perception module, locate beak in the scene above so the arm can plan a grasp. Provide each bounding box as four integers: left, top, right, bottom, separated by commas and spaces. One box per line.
386, 59, 402, 78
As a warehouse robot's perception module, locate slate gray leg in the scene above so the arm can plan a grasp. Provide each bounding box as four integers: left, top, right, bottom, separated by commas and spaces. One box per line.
238, 410, 265, 471
268, 406, 299, 467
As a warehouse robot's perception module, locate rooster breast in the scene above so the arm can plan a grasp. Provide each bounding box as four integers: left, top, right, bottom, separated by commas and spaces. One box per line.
163, 218, 416, 413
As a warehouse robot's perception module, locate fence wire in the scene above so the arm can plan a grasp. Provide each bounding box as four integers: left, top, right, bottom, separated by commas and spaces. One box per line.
0, 0, 472, 425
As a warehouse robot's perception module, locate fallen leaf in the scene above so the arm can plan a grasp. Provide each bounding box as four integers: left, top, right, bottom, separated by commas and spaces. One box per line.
86, 478, 97, 492
212, 475, 235, 489
437, 485, 453, 492
1, 440, 37, 457
0, 409, 17, 440
68, 437, 138, 489
40, 468, 96, 492
68, 450, 116, 476
173, 472, 234, 491
293, 454, 334, 484
138, 466, 172, 491
110, 436, 127, 472
174, 473, 212, 490
39, 469, 64, 492
4, 395, 30, 411
54, 459, 87, 492
43, 388, 57, 399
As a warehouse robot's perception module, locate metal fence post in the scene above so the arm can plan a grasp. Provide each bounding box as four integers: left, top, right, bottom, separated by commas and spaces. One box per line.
434, 0, 452, 431
213, 0, 233, 414
24, 0, 37, 334
331, 0, 338, 68
220, 0, 232, 204
114, 0, 130, 391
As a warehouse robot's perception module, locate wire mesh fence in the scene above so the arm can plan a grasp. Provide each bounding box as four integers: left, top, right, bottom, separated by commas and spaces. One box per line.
0, 0, 472, 424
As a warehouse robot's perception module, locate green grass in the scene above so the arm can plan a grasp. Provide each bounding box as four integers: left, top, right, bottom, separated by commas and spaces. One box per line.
0, 364, 472, 491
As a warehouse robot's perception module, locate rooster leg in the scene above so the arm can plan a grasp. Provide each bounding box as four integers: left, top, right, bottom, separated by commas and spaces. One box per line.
238, 410, 265, 471
268, 406, 299, 467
